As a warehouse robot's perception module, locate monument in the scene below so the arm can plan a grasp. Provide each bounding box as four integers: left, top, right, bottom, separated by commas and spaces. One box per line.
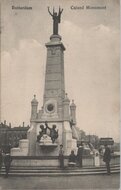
11, 7, 79, 157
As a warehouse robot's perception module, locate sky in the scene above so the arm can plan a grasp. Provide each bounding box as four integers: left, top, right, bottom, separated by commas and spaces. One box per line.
1, 0, 120, 141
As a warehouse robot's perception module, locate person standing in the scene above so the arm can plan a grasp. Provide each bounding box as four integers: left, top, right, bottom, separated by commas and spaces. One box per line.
103, 145, 111, 175
59, 144, 64, 169
77, 145, 83, 168
0, 149, 3, 174
94, 152, 100, 167
4, 153, 12, 178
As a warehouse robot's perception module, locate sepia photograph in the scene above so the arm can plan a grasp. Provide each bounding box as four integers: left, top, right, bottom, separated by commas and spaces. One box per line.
0, 0, 120, 189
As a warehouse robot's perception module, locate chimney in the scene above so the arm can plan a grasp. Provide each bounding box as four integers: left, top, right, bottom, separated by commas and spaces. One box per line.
23, 122, 25, 127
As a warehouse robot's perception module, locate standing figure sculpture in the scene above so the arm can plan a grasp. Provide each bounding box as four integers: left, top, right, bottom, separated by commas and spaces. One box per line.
37, 124, 47, 142
48, 6, 63, 35
45, 121, 58, 143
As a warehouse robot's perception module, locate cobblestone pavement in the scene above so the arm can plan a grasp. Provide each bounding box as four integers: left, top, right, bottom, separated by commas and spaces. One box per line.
0, 174, 120, 190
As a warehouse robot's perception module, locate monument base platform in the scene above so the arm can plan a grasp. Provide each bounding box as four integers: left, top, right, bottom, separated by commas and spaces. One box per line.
10, 155, 120, 167
11, 156, 68, 167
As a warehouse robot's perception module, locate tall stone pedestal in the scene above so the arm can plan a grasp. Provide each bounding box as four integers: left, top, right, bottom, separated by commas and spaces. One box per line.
27, 34, 78, 156
11, 34, 78, 157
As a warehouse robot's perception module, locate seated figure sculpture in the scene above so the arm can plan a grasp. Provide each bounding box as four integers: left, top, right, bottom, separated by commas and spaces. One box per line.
45, 121, 58, 143
68, 150, 76, 167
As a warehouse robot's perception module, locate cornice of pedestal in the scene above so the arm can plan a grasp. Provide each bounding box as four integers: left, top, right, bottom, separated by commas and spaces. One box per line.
50, 34, 62, 41
30, 118, 70, 123
45, 34, 66, 51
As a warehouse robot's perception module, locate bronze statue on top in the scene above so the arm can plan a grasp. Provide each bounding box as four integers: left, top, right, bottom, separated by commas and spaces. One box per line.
48, 6, 63, 35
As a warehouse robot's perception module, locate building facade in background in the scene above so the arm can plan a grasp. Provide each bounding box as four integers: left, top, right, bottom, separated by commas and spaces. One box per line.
0, 121, 29, 152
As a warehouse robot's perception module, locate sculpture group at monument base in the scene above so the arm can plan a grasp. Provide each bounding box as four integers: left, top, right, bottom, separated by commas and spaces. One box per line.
11, 120, 78, 158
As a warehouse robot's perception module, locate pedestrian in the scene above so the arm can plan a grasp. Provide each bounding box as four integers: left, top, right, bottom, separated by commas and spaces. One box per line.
77, 145, 83, 168
59, 144, 64, 169
0, 149, 3, 174
4, 153, 12, 178
103, 145, 111, 175
94, 151, 100, 167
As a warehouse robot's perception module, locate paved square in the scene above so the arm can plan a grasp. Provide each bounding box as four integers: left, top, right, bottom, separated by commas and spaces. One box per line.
0, 174, 120, 190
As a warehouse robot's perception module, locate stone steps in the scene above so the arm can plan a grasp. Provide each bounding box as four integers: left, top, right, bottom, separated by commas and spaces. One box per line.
1, 164, 119, 169
1, 165, 120, 172
0, 165, 120, 176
